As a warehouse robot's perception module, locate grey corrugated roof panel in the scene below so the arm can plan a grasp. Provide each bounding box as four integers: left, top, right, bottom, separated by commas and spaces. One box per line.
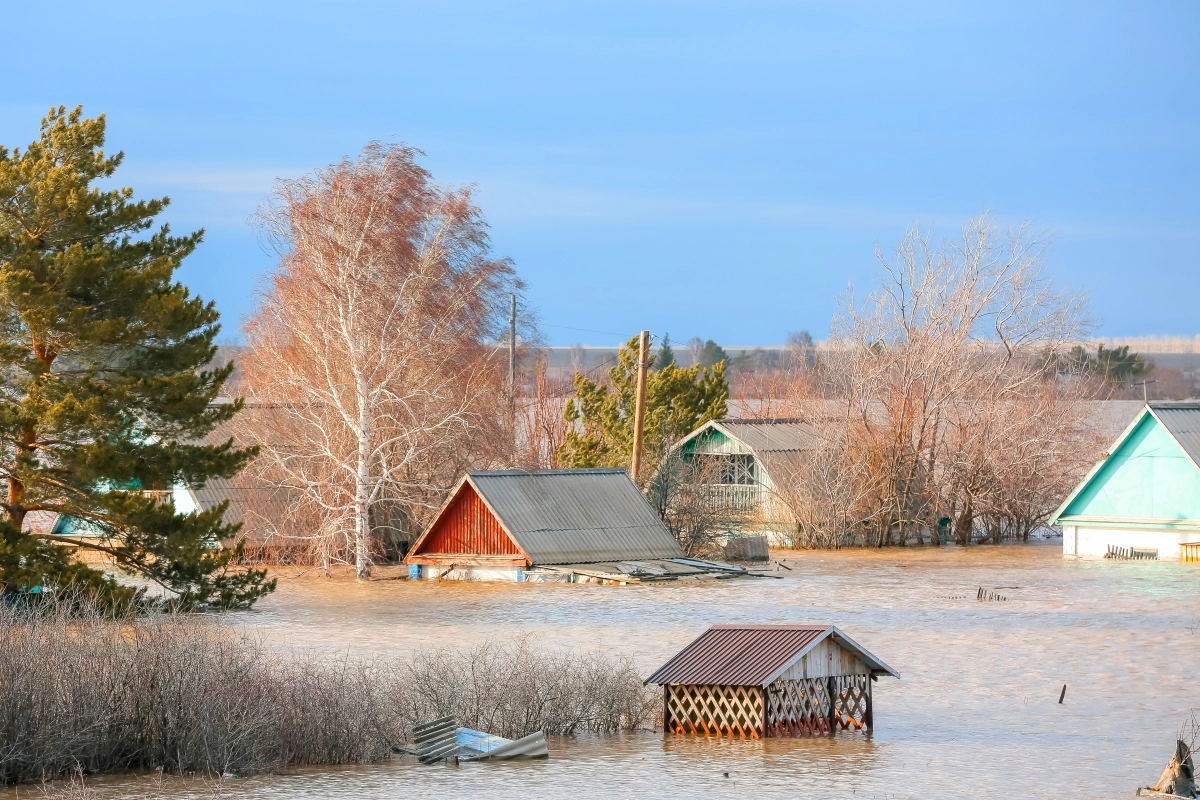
469, 469, 685, 565
712, 420, 818, 452
1150, 403, 1200, 468
191, 477, 302, 529
645, 624, 899, 686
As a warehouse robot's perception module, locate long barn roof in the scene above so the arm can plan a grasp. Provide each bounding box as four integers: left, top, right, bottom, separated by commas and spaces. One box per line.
645, 624, 899, 686
463, 468, 685, 565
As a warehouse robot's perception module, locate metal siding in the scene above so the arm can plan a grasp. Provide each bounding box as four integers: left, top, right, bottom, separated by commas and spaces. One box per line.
469, 469, 684, 564
415, 484, 522, 556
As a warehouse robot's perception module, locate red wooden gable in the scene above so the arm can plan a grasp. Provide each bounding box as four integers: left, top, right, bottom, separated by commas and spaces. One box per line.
408, 482, 524, 563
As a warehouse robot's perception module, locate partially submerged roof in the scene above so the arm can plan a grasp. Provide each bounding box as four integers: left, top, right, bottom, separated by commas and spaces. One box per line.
645, 624, 899, 686
409, 468, 686, 565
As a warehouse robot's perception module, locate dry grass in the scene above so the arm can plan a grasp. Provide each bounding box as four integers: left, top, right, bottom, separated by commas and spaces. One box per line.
0, 599, 656, 785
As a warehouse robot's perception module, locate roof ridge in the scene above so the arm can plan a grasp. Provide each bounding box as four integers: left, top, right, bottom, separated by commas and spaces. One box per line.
471, 468, 627, 476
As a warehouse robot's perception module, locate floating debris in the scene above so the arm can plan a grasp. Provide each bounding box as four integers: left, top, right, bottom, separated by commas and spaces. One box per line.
458, 729, 549, 761
1106, 545, 1158, 560
1137, 738, 1195, 798
402, 716, 549, 764
977, 587, 1007, 602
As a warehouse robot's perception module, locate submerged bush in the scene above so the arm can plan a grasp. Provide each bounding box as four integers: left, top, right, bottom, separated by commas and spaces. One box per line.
0, 599, 656, 784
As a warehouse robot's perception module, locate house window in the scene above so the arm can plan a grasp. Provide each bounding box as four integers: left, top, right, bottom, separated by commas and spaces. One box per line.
695, 453, 755, 485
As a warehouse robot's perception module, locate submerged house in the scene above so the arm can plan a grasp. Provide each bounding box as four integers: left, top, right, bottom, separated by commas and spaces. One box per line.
645, 624, 899, 738
404, 468, 745, 583
1052, 402, 1200, 560
672, 418, 817, 540
48, 410, 307, 557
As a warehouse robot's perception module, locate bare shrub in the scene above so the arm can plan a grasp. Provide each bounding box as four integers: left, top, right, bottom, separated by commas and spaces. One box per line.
647, 444, 750, 558
0, 599, 654, 785
396, 639, 656, 738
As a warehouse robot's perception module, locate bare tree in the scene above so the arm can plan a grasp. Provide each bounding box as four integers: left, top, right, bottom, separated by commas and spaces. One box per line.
824, 214, 1092, 546
767, 418, 885, 548
240, 143, 520, 576
513, 358, 570, 470
733, 359, 815, 420
758, 215, 1096, 549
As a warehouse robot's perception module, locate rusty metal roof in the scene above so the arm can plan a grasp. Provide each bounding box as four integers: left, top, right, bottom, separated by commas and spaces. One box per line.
1150, 403, 1200, 468
645, 624, 899, 686
468, 469, 686, 565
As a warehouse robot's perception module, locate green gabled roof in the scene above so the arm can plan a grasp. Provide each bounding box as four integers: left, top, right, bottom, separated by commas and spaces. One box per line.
1051, 403, 1200, 526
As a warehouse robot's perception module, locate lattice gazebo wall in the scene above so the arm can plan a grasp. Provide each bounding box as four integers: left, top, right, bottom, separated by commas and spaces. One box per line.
665, 684, 765, 739
664, 675, 871, 739
765, 674, 871, 736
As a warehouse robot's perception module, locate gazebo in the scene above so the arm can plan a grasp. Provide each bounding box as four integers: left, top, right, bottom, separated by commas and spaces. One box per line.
645, 624, 899, 739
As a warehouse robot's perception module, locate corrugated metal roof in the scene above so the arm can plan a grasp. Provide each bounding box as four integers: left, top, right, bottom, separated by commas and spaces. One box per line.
468, 469, 685, 565
1150, 403, 1200, 468
645, 624, 899, 686
192, 477, 301, 530
190, 411, 304, 531
712, 420, 818, 452
645, 625, 827, 686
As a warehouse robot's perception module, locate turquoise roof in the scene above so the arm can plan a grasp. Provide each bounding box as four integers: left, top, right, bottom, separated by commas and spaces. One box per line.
1053, 405, 1200, 526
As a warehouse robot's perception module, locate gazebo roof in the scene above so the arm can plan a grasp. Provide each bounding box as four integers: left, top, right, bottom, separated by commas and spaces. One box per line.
645, 624, 899, 686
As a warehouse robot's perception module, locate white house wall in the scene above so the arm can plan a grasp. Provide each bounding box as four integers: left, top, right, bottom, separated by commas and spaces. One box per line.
1062, 524, 1200, 559
421, 565, 524, 582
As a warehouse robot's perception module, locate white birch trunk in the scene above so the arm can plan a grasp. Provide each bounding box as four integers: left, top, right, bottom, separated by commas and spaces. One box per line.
354, 372, 373, 578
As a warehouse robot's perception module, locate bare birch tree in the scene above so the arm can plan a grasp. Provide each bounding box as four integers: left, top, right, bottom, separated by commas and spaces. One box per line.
240, 143, 520, 576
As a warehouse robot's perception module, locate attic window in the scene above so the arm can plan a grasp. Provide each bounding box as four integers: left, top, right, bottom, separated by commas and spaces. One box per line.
695, 453, 756, 485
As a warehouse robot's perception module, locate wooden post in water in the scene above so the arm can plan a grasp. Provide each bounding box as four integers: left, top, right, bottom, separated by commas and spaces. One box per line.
865, 676, 873, 730
827, 676, 837, 733
630, 330, 649, 483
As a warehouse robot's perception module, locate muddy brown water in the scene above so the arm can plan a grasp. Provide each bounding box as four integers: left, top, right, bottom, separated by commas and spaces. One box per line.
16, 544, 1200, 799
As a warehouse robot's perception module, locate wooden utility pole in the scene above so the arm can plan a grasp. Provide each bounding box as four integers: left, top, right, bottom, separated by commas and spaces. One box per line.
508, 294, 517, 425
630, 329, 649, 483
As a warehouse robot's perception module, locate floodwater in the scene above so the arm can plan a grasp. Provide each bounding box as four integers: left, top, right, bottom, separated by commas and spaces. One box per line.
21, 544, 1200, 799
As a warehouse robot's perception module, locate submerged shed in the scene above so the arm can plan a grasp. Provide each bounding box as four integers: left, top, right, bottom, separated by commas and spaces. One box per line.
404, 469, 743, 583
646, 625, 898, 738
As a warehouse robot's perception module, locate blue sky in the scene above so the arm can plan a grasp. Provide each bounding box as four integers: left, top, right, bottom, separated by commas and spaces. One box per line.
3, 1, 1197, 345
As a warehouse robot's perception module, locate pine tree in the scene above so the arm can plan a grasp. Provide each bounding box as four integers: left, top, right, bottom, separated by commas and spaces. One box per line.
559, 334, 727, 478
655, 333, 676, 369
0, 106, 274, 609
